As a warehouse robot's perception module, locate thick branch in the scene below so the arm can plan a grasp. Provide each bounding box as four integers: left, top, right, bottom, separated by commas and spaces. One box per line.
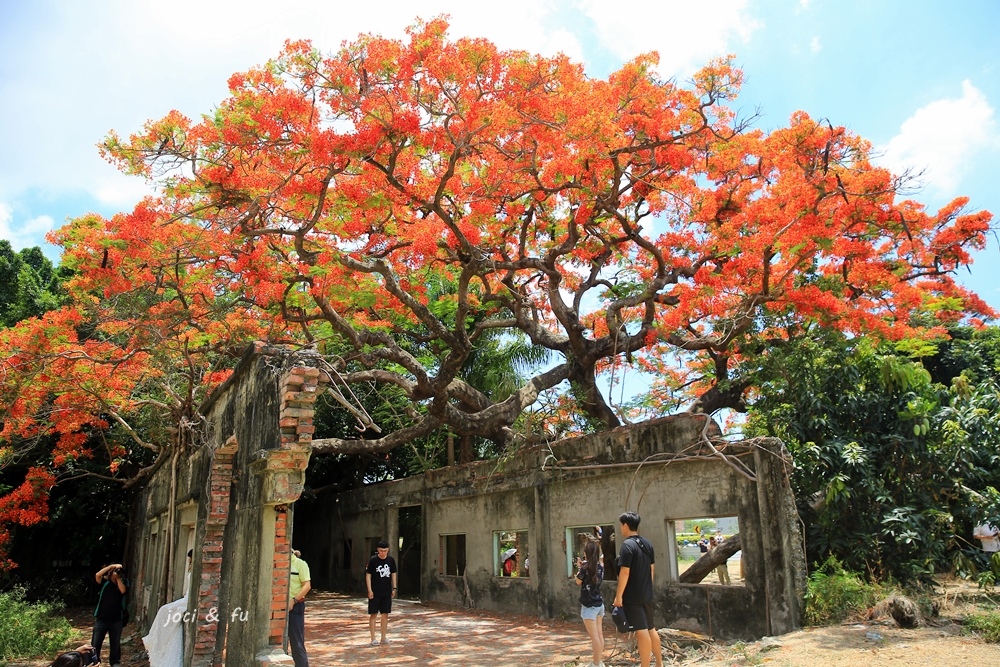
311, 415, 442, 455
678, 534, 742, 584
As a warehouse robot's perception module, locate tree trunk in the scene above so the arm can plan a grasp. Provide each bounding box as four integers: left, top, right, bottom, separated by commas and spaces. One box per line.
459, 434, 473, 464
678, 534, 741, 584
568, 364, 621, 429
687, 380, 750, 415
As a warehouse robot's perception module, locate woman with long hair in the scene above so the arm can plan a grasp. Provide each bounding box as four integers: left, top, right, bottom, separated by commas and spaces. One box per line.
575, 537, 606, 667
48, 645, 95, 667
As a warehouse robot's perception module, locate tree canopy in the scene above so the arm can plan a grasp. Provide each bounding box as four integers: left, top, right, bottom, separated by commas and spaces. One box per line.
746, 326, 1000, 582
0, 19, 994, 563
0, 242, 63, 328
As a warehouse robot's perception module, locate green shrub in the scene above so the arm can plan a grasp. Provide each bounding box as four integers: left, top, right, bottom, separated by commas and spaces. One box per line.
964, 610, 1000, 643
805, 556, 884, 625
0, 586, 74, 661
975, 551, 1000, 589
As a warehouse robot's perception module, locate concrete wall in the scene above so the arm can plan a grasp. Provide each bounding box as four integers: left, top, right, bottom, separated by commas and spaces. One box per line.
296, 416, 806, 640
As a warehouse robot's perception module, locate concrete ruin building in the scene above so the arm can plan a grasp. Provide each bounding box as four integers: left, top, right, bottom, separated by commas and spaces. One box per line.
130, 344, 806, 666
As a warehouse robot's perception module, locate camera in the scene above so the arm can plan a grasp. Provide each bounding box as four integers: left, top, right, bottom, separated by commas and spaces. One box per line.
80, 648, 99, 665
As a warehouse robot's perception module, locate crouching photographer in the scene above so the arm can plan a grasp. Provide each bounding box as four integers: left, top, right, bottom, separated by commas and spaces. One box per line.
49, 644, 99, 667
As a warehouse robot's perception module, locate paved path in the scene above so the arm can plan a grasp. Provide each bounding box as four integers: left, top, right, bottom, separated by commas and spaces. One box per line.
302, 592, 628, 666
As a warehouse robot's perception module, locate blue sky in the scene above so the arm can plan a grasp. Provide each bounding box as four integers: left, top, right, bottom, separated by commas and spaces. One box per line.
2, 0, 998, 310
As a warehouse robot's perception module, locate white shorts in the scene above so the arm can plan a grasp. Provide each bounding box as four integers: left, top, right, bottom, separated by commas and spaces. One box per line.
581, 604, 605, 621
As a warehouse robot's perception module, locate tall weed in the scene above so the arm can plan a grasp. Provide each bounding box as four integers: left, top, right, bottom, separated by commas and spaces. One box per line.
0, 586, 74, 661
805, 556, 884, 625
964, 610, 1000, 643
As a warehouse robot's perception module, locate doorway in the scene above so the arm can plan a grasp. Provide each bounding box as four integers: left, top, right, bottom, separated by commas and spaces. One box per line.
397, 505, 422, 598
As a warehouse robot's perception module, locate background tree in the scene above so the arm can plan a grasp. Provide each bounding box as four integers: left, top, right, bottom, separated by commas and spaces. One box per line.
0, 242, 64, 328
745, 325, 1000, 583
0, 19, 994, 564
0, 244, 138, 577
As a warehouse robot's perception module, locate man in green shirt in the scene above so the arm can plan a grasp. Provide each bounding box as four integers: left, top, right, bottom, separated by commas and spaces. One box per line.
288, 548, 312, 667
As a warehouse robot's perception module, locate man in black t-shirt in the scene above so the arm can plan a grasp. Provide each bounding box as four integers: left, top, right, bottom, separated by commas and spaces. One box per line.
612, 512, 663, 667
365, 540, 397, 646
92, 563, 128, 667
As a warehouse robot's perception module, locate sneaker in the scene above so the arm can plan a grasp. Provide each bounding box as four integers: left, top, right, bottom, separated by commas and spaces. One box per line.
370, 639, 379, 646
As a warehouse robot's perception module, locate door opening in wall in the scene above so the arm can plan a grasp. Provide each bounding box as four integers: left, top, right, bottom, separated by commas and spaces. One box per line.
398, 505, 422, 598
341, 537, 352, 572
365, 536, 383, 561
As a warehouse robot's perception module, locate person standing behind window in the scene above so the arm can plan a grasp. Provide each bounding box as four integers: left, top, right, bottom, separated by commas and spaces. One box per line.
708, 536, 731, 585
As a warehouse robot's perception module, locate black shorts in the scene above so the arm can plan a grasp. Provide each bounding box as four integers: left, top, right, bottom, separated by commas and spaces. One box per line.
622, 602, 655, 631
368, 596, 392, 615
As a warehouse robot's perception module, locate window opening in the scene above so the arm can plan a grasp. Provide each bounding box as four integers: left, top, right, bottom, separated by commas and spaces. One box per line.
565, 524, 617, 581
493, 530, 529, 578
673, 516, 743, 586
440, 534, 466, 576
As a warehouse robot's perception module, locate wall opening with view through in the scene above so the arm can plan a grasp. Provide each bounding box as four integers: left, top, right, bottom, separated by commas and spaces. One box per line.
669, 516, 744, 585
565, 524, 618, 581
440, 533, 466, 576
493, 530, 529, 578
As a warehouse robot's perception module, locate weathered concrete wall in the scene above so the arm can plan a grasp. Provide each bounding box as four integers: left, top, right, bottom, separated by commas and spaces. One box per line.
296, 417, 805, 640
128, 345, 326, 667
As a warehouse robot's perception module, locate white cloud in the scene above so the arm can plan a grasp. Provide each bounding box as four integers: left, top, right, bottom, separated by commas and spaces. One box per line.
879, 80, 998, 195
95, 177, 156, 208
577, 0, 761, 77
0, 1, 582, 205
810, 36, 822, 53
0, 203, 55, 251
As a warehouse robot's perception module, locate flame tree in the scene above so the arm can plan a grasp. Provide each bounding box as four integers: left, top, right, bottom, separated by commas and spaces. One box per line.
0, 19, 993, 560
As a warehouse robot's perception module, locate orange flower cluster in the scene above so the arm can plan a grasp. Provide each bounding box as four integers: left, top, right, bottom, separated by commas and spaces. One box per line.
0, 19, 992, 557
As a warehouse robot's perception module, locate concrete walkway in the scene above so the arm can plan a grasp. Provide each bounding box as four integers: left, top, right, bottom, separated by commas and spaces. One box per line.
301, 591, 627, 666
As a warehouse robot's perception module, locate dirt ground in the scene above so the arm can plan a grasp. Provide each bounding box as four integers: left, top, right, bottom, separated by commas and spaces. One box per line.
30, 580, 1000, 666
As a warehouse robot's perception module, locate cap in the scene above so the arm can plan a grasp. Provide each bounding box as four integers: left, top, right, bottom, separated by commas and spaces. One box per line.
611, 606, 630, 633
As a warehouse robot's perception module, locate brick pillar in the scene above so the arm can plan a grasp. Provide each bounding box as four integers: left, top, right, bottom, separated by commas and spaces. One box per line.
268, 507, 291, 646
277, 365, 321, 447
260, 362, 324, 662
191, 436, 238, 667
